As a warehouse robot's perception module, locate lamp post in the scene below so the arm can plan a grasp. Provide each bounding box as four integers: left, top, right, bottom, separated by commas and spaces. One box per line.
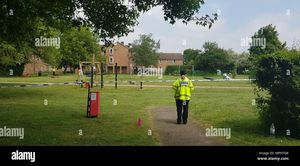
115, 63, 118, 89
101, 62, 104, 89
91, 54, 95, 88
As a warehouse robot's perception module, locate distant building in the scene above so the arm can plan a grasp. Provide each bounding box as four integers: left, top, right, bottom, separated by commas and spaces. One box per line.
23, 42, 183, 75
158, 53, 183, 71
104, 43, 183, 74
104, 42, 133, 74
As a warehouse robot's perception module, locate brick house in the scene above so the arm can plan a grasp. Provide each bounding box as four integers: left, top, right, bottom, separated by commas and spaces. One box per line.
158, 53, 183, 71
23, 43, 183, 75
104, 42, 183, 74
105, 42, 133, 74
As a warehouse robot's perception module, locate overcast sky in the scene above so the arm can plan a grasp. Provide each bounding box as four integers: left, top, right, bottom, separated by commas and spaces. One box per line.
119, 0, 300, 53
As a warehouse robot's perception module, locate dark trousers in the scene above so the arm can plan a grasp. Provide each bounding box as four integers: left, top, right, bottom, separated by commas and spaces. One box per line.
176, 99, 189, 123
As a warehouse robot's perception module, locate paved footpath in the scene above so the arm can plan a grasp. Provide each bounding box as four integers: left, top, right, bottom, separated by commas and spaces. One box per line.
151, 107, 227, 146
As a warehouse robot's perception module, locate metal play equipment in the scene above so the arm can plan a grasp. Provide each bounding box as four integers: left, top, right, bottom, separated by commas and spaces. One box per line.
78, 55, 105, 88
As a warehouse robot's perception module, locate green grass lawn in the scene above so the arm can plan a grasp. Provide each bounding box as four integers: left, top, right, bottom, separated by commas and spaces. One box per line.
0, 73, 251, 82
0, 74, 299, 146
0, 74, 79, 83
190, 88, 300, 146
0, 86, 161, 145
0, 74, 253, 87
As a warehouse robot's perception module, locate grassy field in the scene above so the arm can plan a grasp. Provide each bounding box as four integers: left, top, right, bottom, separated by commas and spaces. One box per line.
0, 74, 299, 146
0, 73, 253, 87
0, 73, 250, 83
0, 86, 160, 145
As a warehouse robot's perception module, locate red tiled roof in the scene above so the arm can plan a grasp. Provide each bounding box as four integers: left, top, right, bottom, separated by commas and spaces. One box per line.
159, 53, 183, 60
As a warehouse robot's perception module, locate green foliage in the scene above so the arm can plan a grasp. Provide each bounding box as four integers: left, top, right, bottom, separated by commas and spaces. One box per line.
183, 49, 201, 65
1, 0, 217, 46
253, 50, 300, 138
0, 0, 75, 53
60, 26, 100, 70
231, 52, 250, 74
194, 42, 235, 73
180, 65, 194, 75
0, 63, 24, 76
1, 0, 217, 74
183, 43, 238, 75
0, 41, 26, 66
156, 0, 218, 28
36, 47, 62, 67
164, 65, 180, 75
33, 20, 63, 67
164, 65, 193, 75
0, 39, 30, 76
249, 24, 286, 60
132, 34, 160, 67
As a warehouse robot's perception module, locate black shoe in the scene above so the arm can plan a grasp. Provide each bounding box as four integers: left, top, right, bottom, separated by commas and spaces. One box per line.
183, 121, 187, 124
177, 120, 181, 124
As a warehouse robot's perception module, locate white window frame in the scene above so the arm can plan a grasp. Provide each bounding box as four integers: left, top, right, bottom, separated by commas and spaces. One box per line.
109, 48, 114, 56
109, 57, 114, 64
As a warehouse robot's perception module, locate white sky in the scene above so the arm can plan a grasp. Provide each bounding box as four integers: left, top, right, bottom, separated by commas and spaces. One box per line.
118, 0, 300, 53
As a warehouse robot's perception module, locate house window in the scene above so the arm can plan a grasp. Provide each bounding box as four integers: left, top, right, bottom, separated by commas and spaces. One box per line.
109, 57, 114, 64
109, 48, 114, 56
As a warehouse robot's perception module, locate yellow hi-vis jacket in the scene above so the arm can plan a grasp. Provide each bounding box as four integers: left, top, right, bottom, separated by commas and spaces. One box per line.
172, 77, 194, 100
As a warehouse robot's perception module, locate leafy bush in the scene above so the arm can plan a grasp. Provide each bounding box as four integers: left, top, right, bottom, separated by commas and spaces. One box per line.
0, 64, 25, 76
164, 65, 179, 75
253, 50, 300, 138
164, 65, 193, 75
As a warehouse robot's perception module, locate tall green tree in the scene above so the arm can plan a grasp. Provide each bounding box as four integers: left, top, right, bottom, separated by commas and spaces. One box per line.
33, 19, 63, 67
249, 25, 300, 137
183, 49, 201, 65
0, 0, 217, 69
253, 50, 300, 137
195, 42, 235, 73
0, 40, 30, 76
249, 24, 286, 59
60, 26, 100, 72
1, 0, 217, 47
131, 34, 160, 67
232, 52, 250, 74
0, 0, 218, 75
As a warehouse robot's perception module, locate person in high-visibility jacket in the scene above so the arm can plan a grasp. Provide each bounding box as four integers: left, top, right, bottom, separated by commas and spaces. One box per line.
172, 70, 194, 124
